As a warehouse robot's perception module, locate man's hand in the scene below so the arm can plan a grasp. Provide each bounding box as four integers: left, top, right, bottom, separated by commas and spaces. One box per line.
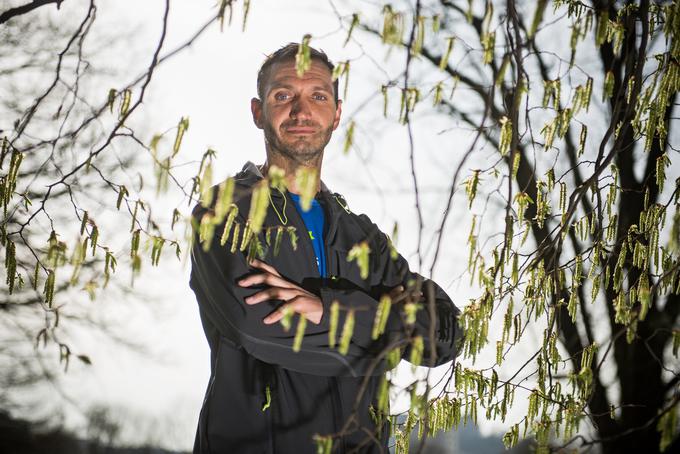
238, 259, 324, 325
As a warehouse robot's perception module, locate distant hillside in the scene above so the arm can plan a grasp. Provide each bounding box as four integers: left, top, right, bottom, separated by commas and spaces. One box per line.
0, 411, 187, 454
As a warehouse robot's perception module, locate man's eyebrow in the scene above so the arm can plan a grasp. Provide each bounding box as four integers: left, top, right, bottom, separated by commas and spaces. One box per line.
267, 82, 333, 93
268, 82, 294, 91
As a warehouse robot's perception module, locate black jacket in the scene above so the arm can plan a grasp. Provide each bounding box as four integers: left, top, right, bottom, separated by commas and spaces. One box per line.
190, 162, 461, 453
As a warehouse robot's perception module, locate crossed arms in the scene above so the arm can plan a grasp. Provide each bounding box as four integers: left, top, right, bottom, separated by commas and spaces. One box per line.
190, 208, 461, 377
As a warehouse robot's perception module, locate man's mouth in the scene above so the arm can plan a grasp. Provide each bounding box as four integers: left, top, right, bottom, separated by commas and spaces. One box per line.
285, 127, 316, 135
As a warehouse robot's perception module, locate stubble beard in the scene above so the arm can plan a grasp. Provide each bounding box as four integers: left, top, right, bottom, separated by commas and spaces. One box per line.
263, 120, 333, 166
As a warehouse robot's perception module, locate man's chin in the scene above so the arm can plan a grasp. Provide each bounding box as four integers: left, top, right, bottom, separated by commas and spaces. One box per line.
265, 130, 330, 163
279, 140, 324, 160
283, 147, 323, 162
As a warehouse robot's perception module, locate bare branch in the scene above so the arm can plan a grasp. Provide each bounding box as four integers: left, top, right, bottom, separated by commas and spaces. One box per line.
0, 0, 61, 26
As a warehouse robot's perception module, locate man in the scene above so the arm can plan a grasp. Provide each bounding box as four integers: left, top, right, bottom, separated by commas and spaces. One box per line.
190, 43, 461, 453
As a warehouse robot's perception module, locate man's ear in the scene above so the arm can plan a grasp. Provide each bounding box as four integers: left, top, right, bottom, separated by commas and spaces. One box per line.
332, 99, 343, 130
251, 98, 264, 130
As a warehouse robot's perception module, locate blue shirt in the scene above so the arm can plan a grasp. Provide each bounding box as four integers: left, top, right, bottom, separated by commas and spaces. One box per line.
289, 193, 327, 277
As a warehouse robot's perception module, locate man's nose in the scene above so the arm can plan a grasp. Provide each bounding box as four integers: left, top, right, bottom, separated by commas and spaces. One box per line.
290, 96, 312, 121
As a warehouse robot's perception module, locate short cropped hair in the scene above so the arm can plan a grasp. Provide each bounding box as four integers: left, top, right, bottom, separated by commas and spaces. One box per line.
256, 43, 339, 105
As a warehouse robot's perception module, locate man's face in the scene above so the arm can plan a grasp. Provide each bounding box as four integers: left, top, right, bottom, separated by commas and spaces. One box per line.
252, 59, 342, 164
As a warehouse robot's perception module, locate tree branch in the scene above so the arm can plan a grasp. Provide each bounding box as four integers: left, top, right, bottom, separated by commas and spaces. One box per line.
0, 0, 61, 26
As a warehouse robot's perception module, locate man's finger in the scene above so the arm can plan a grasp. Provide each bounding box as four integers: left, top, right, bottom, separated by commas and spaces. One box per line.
245, 287, 297, 305
262, 299, 321, 325
263, 307, 286, 324
239, 272, 295, 289
249, 259, 282, 277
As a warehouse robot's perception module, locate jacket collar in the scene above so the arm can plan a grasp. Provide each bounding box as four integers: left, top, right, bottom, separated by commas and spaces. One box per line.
237, 161, 332, 195
236, 161, 345, 247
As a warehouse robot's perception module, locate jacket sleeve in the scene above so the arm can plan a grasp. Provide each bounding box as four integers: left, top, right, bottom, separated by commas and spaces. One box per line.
318, 217, 462, 369
189, 205, 389, 377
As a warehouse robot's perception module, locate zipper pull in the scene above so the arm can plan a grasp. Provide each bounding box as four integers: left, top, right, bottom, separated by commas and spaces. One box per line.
333, 194, 351, 214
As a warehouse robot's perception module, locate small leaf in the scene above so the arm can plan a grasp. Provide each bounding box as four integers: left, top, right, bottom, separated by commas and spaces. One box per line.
131, 229, 141, 258
382, 5, 404, 45
296, 34, 312, 77
329, 300, 339, 348
248, 180, 270, 233
439, 37, 455, 70
344, 13, 360, 46
116, 186, 128, 210
44, 269, 55, 307
267, 166, 286, 192
338, 309, 355, 355
387, 347, 401, 369
498, 117, 512, 156
464, 170, 481, 208
287, 226, 298, 251
199, 162, 214, 208
280, 306, 294, 332
77, 354, 92, 365
293, 314, 306, 352
119, 88, 131, 118
80, 211, 89, 236
528, 0, 548, 38
372, 295, 392, 340
240, 221, 253, 252
242, 0, 251, 31
412, 15, 425, 55
215, 178, 236, 223
273, 225, 284, 256
313, 435, 333, 454
150, 134, 162, 157
220, 205, 239, 246
295, 167, 318, 212
377, 375, 389, 413
172, 117, 190, 157
404, 302, 419, 325
409, 336, 424, 368
347, 241, 371, 279
343, 121, 355, 155
230, 222, 240, 254
107, 89, 116, 113
603, 70, 615, 101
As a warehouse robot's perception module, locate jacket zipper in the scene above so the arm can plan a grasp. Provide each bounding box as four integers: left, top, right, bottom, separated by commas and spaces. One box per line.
323, 196, 346, 452
267, 396, 274, 454
265, 190, 322, 454
279, 191, 346, 451
281, 191, 321, 280
329, 376, 346, 453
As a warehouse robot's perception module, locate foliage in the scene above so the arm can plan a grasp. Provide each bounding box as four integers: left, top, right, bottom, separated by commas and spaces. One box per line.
0, 0, 223, 427
319, 0, 679, 452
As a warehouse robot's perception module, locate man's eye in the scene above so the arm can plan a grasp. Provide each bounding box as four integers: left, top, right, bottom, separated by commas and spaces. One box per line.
274, 93, 290, 101
313, 94, 328, 101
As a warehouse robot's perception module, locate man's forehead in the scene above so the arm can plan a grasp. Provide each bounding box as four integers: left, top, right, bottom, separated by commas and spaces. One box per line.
266, 60, 333, 88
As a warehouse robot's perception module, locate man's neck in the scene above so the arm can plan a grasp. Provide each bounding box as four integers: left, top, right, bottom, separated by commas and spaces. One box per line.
262, 151, 323, 195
